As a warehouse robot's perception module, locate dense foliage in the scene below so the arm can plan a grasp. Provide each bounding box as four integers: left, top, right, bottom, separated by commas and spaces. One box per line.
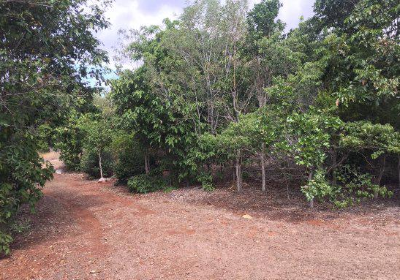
0, 0, 109, 254
109, 0, 399, 207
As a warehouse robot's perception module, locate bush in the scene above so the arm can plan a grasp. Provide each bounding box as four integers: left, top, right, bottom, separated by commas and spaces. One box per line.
302, 166, 393, 208
80, 149, 114, 179
0, 135, 53, 255
198, 172, 215, 192
127, 174, 167, 194
114, 145, 145, 184
333, 165, 393, 207
111, 132, 148, 184
0, 233, 13, 256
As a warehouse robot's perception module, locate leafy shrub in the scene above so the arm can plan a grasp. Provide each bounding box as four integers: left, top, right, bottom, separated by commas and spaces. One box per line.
127, 174, 167, 194
301, 169, 335, 203
202, 181, 215, 192
0, 135, 53, 255
333, 165, 393, 207
164, 186, 178, 193
10, 218, 31, 234
198, 172, 215, 192
0, 233, 13, 256
112, 133, 145, 184
80, 149, 114, 179
302, 166, 393, 208
114, 151, 144, 183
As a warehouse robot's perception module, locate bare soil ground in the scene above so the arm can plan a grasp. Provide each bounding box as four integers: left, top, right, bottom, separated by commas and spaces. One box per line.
1, 153, 399, 280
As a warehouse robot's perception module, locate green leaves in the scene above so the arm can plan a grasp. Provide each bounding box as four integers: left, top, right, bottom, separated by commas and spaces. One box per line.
301, 169, 334, 202
127, 174, 167, 194
0, 0, 110, 254
340, 121, 400, 157
0, 134, 53, 255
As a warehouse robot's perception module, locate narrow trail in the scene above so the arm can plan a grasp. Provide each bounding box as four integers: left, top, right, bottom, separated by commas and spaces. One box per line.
1, 154, 399, 280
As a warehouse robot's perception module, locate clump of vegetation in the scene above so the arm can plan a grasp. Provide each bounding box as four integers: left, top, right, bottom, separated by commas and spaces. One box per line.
127, 174, 167, 194
112, 133, 146, 184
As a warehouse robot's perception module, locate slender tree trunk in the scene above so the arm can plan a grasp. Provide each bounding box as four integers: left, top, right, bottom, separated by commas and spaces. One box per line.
98, 151, 103, 179
236, 150, 242, 192
375, 155, 387, 198
148, 155, 150, 173
308, 171, 314, 208
261, 143, 266, 192
377, 155, 386, 186
144, 152, 150, 174
232, 165, 236, 183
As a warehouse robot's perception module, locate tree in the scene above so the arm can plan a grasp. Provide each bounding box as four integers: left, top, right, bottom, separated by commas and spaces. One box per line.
79, 114, 113, 179
314, 0, 360, 31
0, 0, 109, 254
247, 0, 284, 40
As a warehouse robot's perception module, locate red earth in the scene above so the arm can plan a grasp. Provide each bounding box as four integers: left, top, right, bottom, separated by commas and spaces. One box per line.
1, 152, 399, 280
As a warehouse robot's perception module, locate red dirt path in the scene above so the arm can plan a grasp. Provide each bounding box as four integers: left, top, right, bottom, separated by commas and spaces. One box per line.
1, 154, 399, 280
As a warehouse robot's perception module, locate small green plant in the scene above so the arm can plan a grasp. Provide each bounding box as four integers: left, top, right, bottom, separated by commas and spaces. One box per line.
112, 134, 146, 184
202, 181, 215, 192
0, 233, 13, 256
197, 172, 215, 192
302, 165, 393, 208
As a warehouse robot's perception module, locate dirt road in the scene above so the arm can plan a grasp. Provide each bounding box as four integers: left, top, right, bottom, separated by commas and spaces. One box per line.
1, 155, 399, 279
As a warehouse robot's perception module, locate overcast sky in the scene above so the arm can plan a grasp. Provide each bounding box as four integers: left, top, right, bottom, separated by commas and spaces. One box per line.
95, 0, 315, 70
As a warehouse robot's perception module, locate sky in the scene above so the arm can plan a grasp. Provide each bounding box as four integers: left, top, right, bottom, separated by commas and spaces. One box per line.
95, 0, 316, 71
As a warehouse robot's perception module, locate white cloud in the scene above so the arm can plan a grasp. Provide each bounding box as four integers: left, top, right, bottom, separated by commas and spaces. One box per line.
96, 0, 315, 69
95, 0, 183, 68
279, 0, 314, 30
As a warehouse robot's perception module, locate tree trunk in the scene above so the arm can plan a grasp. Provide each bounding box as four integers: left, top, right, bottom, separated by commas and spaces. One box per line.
98, 151, 103, 179
236, 150, 242, 192
308, 171, 314, 208
377, 155, 386, 186
144, 152, 150, 175
261, 143, 266, 192
375, 155, 387, 199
